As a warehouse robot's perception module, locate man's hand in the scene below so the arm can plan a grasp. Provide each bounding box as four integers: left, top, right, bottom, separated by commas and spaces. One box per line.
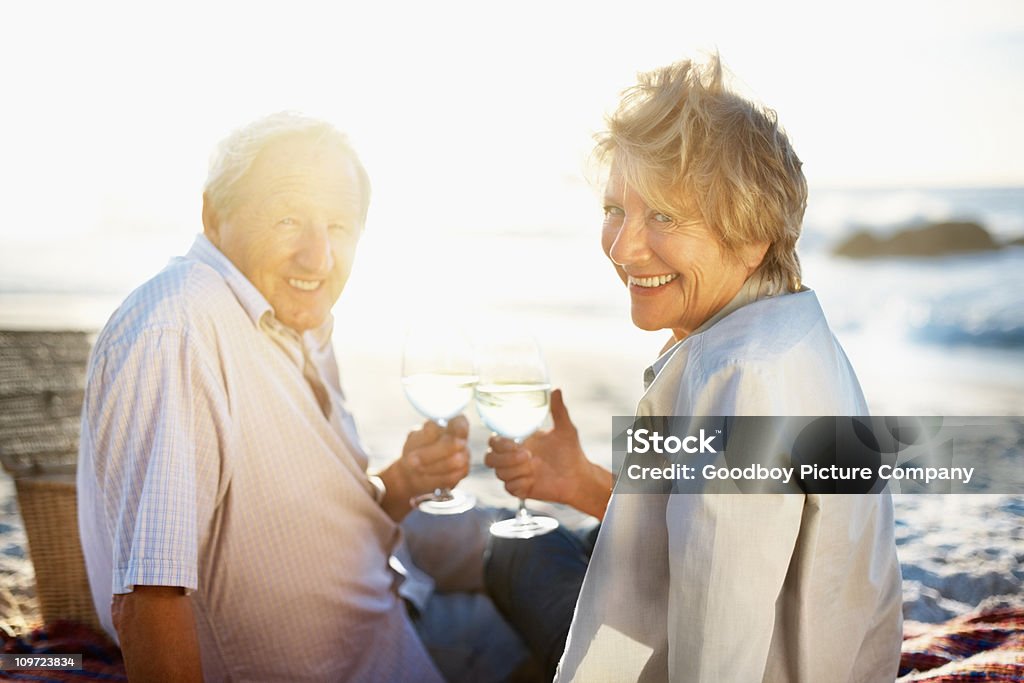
484, 389, 612, 520
378, 415, 471, 521
113, 586, 203, 682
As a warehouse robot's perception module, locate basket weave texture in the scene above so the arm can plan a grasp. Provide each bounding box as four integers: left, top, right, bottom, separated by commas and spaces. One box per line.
0, 330, 100, 629
12, 475, 100, 629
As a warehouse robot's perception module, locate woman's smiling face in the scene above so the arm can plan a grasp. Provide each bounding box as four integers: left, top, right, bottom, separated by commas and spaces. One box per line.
601, 164, 767, 341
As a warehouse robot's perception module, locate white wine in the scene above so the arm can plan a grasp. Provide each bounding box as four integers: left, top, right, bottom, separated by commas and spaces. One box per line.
402, 372, 479, 422
474, 382, 551, 440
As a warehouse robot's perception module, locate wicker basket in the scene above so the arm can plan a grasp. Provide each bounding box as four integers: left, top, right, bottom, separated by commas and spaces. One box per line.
1, 330, 99, 630
11, 473, 100, 630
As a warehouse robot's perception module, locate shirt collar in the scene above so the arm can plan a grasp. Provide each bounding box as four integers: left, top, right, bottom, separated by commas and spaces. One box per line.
303, 315, 336, 353
188, 234, 272, 327
186, 234, 335, 344
643, 275, 777, 389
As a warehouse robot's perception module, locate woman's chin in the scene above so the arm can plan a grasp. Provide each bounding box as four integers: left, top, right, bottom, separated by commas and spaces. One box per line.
630, 312, 666, 333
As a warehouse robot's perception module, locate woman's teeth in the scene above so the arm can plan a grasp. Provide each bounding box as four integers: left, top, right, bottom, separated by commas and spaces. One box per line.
288, 278, 321, 291
629, 274, 679, 288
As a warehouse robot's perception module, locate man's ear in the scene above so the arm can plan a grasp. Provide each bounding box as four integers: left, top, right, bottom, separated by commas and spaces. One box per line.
202, 193, 220, 244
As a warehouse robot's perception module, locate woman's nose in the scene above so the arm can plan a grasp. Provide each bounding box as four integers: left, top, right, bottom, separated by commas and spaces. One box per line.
608, 214, 651, 266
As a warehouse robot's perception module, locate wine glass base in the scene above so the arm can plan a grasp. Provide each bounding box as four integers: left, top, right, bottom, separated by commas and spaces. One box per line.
413, 489, 476, 515
490, 514, 559, 539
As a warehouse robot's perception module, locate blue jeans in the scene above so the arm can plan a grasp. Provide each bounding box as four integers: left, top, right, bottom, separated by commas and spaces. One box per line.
402, 506, 532, 682
411, 589, 533, 683
402, 507, 596, 682
484, 521, 599, 681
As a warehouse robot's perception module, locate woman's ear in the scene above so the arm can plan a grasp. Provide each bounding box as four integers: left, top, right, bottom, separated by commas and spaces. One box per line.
738, 240, 770, 273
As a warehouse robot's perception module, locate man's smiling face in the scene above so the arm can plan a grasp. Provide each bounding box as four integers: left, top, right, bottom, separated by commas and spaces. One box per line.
205, 133, 365, 332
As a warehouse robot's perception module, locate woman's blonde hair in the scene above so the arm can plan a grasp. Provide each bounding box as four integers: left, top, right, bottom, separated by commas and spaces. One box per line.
596, 54, 806, 292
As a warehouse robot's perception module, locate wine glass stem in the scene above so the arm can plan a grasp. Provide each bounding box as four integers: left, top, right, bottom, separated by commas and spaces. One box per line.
510, 438, 534, 524
434, 418, 452, 500
515, 498, 533, 523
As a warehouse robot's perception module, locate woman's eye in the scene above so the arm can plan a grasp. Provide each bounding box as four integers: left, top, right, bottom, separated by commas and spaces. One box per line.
603, 205, 624, 218
328, 223, 349, 233
277, 217, 298, 227
652, 212, 674, 224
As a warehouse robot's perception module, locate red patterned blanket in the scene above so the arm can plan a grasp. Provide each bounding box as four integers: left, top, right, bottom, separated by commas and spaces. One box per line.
2, 606, 1021, 681
898, 606, 1024, 682
1, 620, 124, 681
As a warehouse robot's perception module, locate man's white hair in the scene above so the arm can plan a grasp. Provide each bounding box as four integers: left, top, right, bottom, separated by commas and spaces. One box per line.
204, 111, 371, 223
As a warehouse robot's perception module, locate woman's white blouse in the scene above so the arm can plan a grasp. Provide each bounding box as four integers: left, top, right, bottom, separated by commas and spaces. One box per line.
555, 285, 903, 683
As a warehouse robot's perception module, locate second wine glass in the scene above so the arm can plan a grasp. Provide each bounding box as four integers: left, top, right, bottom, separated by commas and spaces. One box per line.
475, 334, 559, 539
402, 325, 478, 515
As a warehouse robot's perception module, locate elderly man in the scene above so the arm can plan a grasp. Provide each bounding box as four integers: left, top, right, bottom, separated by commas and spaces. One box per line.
78, 113, 528, 682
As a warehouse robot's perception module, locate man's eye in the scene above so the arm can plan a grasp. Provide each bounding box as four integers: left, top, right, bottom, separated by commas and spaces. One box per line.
603, 205, 624, 218
277, 217, 298, 227
328, 223, 350, 232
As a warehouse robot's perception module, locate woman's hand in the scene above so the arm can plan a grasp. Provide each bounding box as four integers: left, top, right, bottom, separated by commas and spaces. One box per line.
484, 389, 613, 520
379, 415, 471, 521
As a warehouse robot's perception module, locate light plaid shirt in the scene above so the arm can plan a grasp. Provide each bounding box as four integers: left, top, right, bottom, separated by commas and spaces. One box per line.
78, 235, 443, 682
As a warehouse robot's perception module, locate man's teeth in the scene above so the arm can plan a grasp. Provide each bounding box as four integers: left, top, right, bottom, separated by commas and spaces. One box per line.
288, 278, 321, 291
629, 274, 679, 288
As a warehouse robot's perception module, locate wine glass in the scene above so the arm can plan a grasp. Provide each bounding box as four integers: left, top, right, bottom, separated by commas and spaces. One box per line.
475, 334, 559, 539
402, 325, 478, 515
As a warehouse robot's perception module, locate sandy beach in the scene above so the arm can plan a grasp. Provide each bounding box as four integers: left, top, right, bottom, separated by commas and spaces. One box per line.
1, 328, 1022, 639
0, 473, 39, 636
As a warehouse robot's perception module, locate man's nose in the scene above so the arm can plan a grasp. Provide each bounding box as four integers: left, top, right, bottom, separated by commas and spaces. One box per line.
294, 223, 335, 274
608, 213, 651, 266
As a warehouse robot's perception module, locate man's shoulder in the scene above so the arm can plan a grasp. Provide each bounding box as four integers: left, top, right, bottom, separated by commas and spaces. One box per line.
93, 256, 241, 356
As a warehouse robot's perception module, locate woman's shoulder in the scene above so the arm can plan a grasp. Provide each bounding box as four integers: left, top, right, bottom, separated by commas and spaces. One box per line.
695, 289, 830, 369
675, 289, 866, 415
640, 288, 866, 416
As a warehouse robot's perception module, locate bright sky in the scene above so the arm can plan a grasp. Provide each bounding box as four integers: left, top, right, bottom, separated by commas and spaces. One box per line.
1, 0, 1022, 294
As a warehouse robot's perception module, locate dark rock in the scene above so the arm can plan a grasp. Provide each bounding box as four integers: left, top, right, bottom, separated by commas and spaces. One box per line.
834, 231, 882, 258
834, 221, 1000, 258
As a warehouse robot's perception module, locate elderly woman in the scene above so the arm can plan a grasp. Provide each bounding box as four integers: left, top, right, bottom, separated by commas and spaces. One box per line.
485, 56, 903, 682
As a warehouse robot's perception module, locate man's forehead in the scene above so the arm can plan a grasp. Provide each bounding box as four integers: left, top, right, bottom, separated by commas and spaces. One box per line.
250, 134, 354, 177
236, 136, 361, 203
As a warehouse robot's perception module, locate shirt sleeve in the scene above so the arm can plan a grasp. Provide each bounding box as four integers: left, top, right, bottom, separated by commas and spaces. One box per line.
84, 326, 225, 595
666, 360, 805, 682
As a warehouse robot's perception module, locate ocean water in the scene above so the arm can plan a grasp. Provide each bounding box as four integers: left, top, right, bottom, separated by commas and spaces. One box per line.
803, 187, 1024, 352
1, 186, 1022, 439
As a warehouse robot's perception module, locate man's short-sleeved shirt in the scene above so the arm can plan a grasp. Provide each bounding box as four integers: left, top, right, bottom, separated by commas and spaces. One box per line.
77, 235, 443, 682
